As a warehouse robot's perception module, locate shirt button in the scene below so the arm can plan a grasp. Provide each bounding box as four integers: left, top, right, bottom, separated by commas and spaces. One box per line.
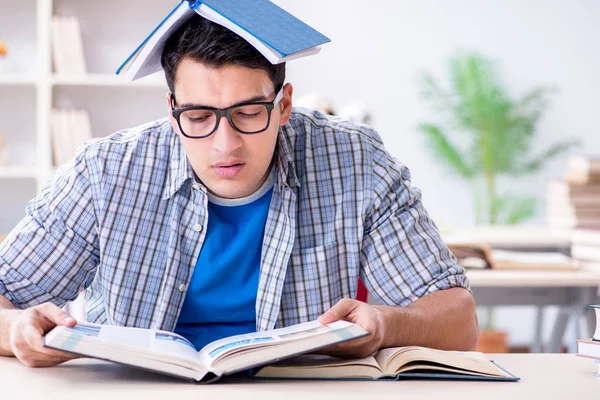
178, 283, 186, 292
193, 223, 202, 232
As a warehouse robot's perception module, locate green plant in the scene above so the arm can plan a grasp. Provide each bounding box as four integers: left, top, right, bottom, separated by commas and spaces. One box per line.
418, 51, 578, 225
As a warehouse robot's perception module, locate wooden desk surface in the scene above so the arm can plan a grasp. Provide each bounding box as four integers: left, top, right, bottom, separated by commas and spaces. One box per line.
1, 354, 597, 399
467, 267, 600, 287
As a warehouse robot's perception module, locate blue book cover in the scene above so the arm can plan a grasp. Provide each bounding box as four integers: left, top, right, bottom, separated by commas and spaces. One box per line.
117, 0, 330, 80
201, 0, 330, 57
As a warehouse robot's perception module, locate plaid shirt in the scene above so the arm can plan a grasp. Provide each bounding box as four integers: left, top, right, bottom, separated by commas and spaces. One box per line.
0, 108, 469, 332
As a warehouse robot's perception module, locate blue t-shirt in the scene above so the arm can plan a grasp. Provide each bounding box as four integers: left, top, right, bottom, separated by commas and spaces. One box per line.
174, 174, 274, 351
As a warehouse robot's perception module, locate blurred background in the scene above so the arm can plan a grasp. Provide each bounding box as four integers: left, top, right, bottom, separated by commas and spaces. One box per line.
1, 0, 599, 354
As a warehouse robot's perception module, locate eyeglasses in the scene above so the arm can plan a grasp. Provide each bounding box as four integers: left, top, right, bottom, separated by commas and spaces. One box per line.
170, 86, 284, 139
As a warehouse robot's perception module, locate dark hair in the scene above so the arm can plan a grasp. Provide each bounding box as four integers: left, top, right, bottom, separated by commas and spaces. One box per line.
161, 16, 286, 94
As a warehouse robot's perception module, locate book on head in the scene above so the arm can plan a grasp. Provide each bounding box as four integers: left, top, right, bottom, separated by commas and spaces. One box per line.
116, 0, 330, 81
44, 320, 367, 383
255, 346, 519, 381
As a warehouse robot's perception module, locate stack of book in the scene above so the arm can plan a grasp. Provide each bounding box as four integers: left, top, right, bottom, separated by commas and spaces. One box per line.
571, 229, 600, 271
546, 155, 600, 231
50, 108, 93, 167
576, 305, 600, 376
52, 15, 87, 74
444, 226, 573, 270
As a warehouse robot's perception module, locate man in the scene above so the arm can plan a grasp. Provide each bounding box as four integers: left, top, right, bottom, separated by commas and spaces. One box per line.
0, 16, 478, 368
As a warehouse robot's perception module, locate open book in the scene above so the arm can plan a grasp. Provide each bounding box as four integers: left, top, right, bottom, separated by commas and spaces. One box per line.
255, 346, 519, 381
116, 0, 330, 81
44, 320, 367, 383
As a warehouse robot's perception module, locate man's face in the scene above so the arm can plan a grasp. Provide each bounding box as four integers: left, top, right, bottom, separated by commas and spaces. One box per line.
167, 58, 293, 199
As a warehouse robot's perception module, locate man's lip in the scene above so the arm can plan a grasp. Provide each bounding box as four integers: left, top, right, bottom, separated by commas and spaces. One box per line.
213, 161, 244, 168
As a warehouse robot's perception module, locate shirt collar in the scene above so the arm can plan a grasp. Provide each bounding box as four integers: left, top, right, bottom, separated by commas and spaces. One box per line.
276, 124, 301, 189
163, 129, 196, 200
163, 123, 301, 200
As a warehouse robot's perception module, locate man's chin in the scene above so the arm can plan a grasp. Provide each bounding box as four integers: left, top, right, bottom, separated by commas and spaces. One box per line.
207, 182, 253, 200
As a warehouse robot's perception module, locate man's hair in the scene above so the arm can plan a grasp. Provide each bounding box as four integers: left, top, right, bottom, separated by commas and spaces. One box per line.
161, 16, 286, 94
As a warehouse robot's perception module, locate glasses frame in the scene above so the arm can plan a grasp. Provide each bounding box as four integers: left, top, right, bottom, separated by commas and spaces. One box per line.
170, 86, 284, 139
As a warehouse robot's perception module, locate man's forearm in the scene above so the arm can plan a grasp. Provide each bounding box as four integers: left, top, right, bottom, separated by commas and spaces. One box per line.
375, 287, 479, 351
0, 294, 18, 356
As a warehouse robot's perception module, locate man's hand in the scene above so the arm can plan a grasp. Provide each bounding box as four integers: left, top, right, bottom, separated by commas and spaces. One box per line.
3, 302, 80, 367
318, 299, 385, 359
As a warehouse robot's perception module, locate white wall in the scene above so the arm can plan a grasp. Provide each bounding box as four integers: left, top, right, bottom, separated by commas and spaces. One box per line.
275, 0, 600, 346
277, 0, 600, 227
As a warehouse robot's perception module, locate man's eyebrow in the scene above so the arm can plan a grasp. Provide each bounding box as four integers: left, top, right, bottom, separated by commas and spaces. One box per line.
178, 94, 269, 109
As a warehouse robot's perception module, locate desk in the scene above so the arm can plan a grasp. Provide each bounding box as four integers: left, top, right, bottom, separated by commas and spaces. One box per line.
467, 268, 600, 353
1, 355, 597, 399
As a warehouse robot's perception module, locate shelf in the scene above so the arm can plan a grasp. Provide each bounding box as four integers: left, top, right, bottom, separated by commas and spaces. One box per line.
0, 75, 37, 86
1, 0, 173, 233
51, 73, 167, 88
0, 166, 38, 179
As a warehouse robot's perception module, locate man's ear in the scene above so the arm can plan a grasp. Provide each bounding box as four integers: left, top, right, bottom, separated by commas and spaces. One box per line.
278, 82, 294, 126
166, 92, 180, 134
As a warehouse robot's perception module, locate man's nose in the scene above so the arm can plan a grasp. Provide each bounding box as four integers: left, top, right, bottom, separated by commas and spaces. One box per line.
211, 116, 243, 154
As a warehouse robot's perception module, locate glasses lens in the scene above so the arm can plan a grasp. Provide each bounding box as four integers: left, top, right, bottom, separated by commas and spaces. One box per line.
180, 109, 218, 137
230, 104, 270, 133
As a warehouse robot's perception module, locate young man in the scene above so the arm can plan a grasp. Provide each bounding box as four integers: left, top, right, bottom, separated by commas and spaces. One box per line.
0, 17, 478, 368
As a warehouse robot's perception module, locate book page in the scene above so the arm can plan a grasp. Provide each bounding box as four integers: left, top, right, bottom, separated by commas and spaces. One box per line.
120, 3, 194, 80
255, 354, 381, 379
197, 320, 359, 365
375, 346, 510, 377
45, 323, 207, 380
49, 323, 199, 362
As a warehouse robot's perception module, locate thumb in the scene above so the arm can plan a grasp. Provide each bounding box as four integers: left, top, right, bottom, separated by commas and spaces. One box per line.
318, 299, 357, 325
38, 303, 77, 328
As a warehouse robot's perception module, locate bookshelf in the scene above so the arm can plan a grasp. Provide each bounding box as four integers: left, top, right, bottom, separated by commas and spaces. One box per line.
0, 0, 173, 233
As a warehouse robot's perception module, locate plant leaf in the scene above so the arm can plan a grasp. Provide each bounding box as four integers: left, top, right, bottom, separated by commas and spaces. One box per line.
496, 195, 537, 224
512, 139, 581, 174
419, 72, 455, 118
517, 87, 557, 120
417, 123, 474, 179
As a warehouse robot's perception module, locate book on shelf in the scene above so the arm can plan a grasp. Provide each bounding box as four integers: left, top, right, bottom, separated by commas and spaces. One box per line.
546, 181, 600, 207
447, 243, 492, 269
572, 229, 600, 246
442, 225, 571, 250
116, 0, 330, 81
565, 154, 600, 185
254, 346, 518, 381
447, 242, 574, 270
571, 244, 600, 262
547, 155, 600, 231
50, 109, 93, 167
44, 320, 368, 383
573, 259, 600, 273
51, 16, 87, 74
546, 206, 600, 220
490, 249, 574, 270
546, 216, 600, 231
